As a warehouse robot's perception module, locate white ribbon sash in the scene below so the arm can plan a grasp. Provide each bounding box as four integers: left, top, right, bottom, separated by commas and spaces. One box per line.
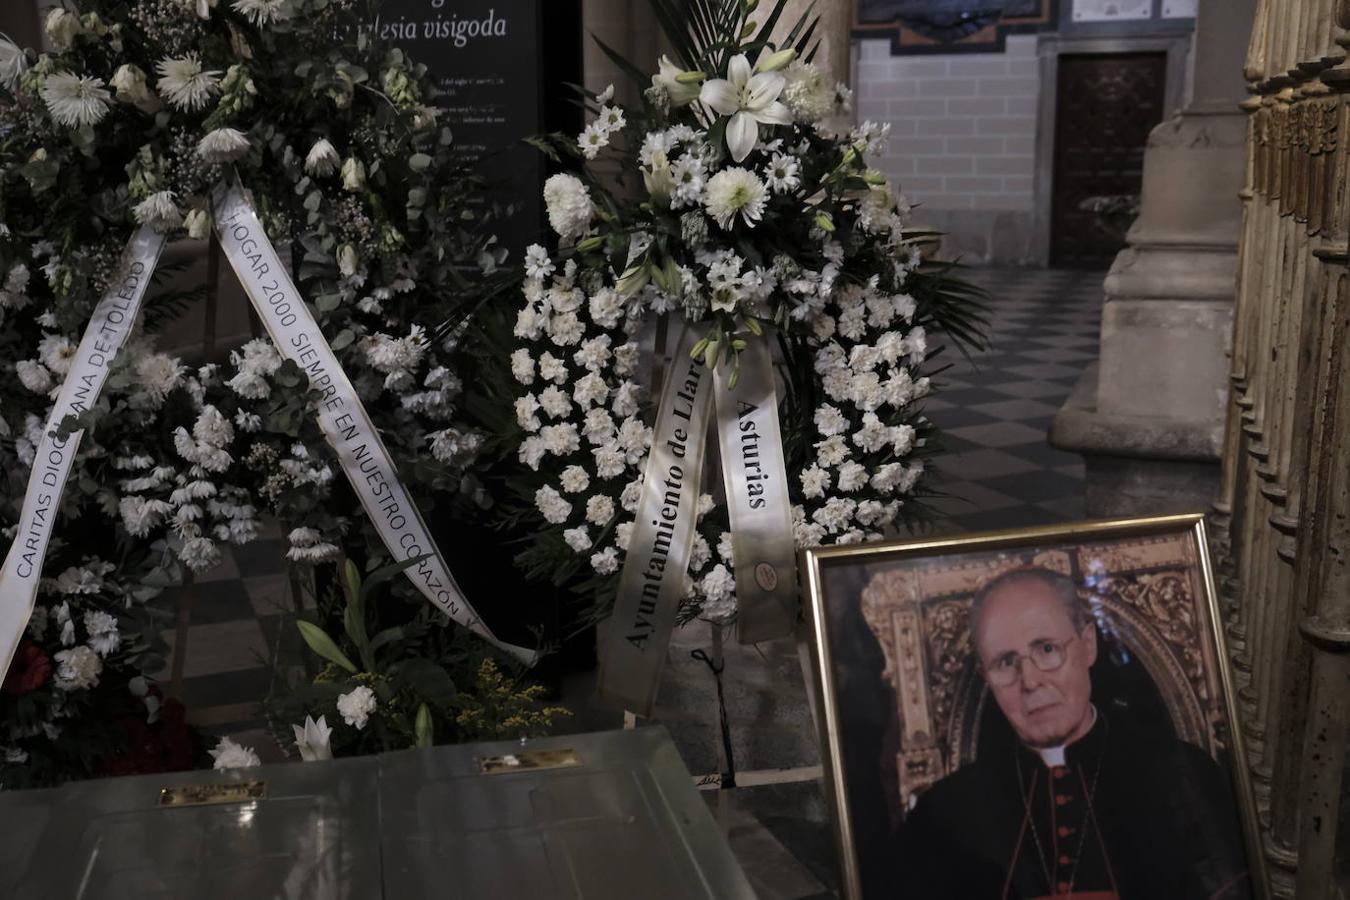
0, 228, 167, 676
598, 327, 799, 715
213, 186, 535, 664
597, 327, 713, 714
712, 335, 798, 645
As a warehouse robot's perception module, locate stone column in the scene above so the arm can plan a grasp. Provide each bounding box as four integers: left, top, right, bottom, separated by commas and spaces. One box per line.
1050, 0, 1258, 516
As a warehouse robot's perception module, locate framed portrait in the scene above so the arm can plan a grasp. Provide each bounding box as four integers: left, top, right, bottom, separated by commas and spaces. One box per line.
802, 514, 1265, 900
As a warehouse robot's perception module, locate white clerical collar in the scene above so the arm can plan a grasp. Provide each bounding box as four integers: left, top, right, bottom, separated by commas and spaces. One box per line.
1032, 705, 1098, 768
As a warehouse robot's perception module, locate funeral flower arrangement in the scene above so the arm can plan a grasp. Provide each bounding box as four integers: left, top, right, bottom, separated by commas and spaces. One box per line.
0, 0, 503, 786
266, 558, 569, 760
499, 0, 984, 627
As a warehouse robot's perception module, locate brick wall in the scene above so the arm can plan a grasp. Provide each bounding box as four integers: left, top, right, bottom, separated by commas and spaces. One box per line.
855, 35, 1043, 264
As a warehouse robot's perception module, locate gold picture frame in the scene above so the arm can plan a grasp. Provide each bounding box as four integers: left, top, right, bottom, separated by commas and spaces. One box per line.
802, 514, 1267, 900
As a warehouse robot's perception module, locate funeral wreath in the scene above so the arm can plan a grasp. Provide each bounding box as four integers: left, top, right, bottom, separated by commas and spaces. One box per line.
490, 0, 985, 710
0, 0, 514, 786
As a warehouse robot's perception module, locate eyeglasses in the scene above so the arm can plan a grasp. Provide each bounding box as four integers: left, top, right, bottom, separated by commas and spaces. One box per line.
982, 635, 1081, 687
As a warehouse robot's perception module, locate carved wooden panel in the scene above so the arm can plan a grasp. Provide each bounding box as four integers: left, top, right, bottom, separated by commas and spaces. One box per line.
1051, 52, 1169, 268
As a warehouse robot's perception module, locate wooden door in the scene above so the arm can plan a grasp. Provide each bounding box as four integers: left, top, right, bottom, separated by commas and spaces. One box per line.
1051, 52, 1168, 269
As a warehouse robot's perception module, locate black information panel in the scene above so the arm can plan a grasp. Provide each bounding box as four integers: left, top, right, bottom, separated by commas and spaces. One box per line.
368, 1, 543, 254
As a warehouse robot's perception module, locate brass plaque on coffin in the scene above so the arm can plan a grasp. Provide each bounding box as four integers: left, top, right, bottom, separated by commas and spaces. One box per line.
478, 748, 581, 775
158, 781, 267, 807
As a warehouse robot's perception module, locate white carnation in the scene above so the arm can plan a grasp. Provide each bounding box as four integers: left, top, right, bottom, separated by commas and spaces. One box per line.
585, 495, 615, 525
15, 359, 53, 394
800, 464, 830, 499
53, 645, 101, 691
815, 404, 847, 437
837, 461, 867, 492
560, 465, 590, 493
541, 423, 581, 455
83, 611, 121, 657
563, 526, 592, 552
510, 348, 536, 384
535, 486, 572, 524
591, 546, 620, 574
337, 685, 378, 730
543, 173, 594, 241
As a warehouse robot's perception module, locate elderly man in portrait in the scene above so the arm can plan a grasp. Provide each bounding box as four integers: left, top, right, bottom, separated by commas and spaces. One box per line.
895, 567, 1251, 899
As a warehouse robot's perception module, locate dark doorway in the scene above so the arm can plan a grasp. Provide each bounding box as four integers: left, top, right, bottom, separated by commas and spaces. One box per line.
1051, 52, 1168, 269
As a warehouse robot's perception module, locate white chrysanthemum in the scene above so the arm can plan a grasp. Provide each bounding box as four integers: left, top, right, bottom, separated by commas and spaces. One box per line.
15, 359, 52, 394
543, 173, 594, 241
0, 35, 28, 92
133, 191, 184, 232
781, 61, 835, 122
304, 137, 340, 176
197, 127, 250, 162
156, 56, 221, 112
41, 72, 112, 128
232, 0, 285, 24
337, 685, 377, 729
120, 496, 173, 537
703, 167, 767, 230
597, 105, 626, 132
134, 353, 186, 405
210, 736, 260, 770
227, 338, 283, 398
53, 645, 102, 691
764, 153, 801, 193
286, 526, 340, 563
578, 121, 610, 159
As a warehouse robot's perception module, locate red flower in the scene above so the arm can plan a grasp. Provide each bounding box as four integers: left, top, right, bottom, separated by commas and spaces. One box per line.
3, 641, 52, 695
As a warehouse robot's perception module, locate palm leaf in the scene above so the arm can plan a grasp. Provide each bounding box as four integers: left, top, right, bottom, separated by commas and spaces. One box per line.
591, 33, 651, 88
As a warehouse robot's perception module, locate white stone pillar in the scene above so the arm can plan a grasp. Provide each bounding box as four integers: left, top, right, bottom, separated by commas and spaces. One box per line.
1051, 0, 1258, 516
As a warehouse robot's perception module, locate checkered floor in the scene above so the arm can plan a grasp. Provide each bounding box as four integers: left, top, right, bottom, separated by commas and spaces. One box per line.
923, 267, 1103, 533
155, 267, 1105, 754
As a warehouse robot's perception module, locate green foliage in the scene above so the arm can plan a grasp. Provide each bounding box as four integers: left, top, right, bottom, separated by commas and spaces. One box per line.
269, 557, 569, 756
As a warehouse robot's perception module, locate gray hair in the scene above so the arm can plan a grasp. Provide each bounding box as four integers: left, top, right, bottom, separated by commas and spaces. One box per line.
969, 567, 1090, 647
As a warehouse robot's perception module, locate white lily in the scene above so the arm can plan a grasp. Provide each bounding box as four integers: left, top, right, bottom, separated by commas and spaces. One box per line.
700, 54, 791, 164
651, 55, 701, 107
292, 714, 334, 761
